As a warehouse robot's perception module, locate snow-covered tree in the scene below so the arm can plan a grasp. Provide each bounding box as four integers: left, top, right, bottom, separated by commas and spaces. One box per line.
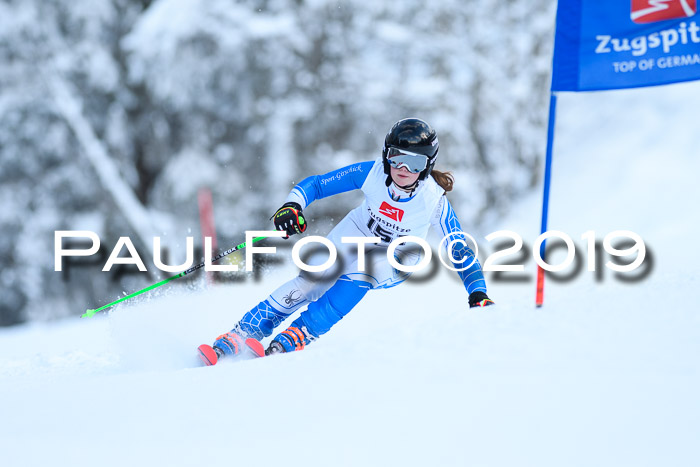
0, 0, 555, 325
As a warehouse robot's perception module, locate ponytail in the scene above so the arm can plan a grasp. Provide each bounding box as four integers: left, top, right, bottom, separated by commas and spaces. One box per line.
430, 169, 454, 192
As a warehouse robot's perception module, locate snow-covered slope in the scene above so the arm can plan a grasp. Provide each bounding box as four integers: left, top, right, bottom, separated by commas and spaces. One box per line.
1, 82, 699, 467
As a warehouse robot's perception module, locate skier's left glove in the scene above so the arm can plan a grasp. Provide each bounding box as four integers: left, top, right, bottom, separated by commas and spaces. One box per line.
272, 202, 308, 238
468, 291, 494, 308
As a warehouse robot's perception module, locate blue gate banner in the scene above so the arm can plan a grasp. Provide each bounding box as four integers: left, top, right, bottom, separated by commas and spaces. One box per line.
552, 0, 700, 91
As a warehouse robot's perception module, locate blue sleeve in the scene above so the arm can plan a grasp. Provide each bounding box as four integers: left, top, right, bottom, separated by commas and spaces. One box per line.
286, 161, 374, 209
431, 197, 488, 295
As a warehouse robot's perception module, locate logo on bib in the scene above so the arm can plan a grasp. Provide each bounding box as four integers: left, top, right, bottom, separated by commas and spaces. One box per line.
379, 202, 404, 222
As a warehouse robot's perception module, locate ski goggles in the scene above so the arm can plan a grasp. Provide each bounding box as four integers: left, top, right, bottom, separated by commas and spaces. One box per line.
386, 148, 429, 173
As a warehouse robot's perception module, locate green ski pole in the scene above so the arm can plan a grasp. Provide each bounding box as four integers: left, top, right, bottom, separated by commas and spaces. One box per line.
82, 236, 267, 318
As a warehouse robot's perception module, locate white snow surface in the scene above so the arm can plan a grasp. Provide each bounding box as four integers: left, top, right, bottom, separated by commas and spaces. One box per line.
2, 82, 700, 466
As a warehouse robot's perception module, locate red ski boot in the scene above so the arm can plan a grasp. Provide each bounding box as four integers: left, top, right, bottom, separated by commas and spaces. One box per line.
198, 332, 265, 366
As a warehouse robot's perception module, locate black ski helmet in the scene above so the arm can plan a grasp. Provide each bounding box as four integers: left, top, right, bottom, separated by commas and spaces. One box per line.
382, 118, 439, 185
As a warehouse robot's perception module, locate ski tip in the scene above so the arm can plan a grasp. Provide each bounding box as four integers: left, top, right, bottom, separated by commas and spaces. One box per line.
198, 344, 218, 366
245, 338, 265, 358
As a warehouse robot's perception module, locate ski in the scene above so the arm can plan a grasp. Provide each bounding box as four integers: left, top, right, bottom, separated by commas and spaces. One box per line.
197, 344, 218, 366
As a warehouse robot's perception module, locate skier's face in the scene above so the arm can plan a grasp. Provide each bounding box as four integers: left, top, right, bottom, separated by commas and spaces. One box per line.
390, 166, 420, 187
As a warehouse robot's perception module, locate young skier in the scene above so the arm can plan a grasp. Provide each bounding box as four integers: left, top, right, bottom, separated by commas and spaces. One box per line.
198, 118, 494, 365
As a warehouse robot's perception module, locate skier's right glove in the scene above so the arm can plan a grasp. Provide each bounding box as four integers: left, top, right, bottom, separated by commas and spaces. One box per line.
272, 202, 308, 238
468, 291, 494, 308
